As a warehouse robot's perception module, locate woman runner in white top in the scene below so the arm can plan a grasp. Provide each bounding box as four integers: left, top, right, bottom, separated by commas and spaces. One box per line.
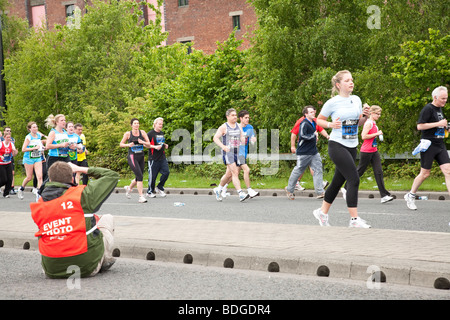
314, 70, 371, 228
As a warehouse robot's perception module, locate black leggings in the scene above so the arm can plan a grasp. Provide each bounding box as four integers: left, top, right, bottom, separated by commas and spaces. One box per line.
325, 140, 359, 208
127, 152, 145, 182
0, 162, 13, 197
351, 151, 390, 198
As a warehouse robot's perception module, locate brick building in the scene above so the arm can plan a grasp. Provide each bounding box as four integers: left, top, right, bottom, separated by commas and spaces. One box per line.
164, 0, 257, 54
3, 0, 256, 54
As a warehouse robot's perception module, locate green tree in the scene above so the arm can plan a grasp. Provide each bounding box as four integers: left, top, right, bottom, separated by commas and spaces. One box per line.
143, 32, 251, 152
244, 0, 449, 155
3, 0, 166, 163
390, 29, 449, 150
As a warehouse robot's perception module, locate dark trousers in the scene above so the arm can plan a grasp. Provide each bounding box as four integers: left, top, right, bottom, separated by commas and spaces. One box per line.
77, 159, 89, 185
355, 151, 390, 197
0, 162, 13, 197
147, 159, 170, 193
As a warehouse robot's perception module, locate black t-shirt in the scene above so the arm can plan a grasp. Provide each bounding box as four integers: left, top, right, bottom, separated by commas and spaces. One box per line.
147, 129, 166, 161
417, 103, 446, 144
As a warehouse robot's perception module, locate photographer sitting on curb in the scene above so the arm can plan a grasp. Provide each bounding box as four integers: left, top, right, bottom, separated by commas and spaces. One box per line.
31, 162, 119, 279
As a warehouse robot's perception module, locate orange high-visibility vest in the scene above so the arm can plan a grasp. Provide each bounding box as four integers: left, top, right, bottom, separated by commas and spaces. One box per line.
31, 185, 93, 258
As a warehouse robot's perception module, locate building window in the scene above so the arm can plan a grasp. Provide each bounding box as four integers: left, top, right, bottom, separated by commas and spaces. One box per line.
178, 0, 188, 7
232, 15, 241, 31
66, 4, 75, 18
180, 41, 192, 54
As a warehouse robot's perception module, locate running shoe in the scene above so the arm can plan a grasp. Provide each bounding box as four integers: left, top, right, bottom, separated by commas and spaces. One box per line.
248, 188, 260, 198
316, 193, 324, 199
380, 195, 394, 203
124, 186, 131, 199
155, 187, 166, 197
146, 192, 156, 198
239, 191, 250, 202
313, 208, 330, 226
341, 187, 347, 201
18, 188, 24, 200
138, 196, 147, 203
221, 187, 228, 199
349, 217, 371, 228
404, 192, 417, 210
213, 187, 223, 202
295, 182, 305, 191
285, 187, 295, 200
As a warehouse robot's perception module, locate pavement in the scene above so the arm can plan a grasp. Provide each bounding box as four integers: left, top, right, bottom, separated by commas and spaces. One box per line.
1, 188, 449, 291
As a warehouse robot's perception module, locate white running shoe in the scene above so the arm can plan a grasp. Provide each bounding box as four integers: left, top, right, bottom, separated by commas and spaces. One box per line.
381, 195, 394, 203
295, 181, 305, 191
221, 187, 228, 199
404, 192, 417, 210
18, 188, 24, 200
341, 187, 347, 201
239, 191, 250, 202
146, 192, 156, 198
313, 208, 330, 226
124, 186, 131, 199
32, 187, 38, 195
285, 187, 295, 200
138, 196, 147, 203
155, 187, 166, 197
213, 187, 223, 202
349, 217, 371, 228
248, 188, 260, 198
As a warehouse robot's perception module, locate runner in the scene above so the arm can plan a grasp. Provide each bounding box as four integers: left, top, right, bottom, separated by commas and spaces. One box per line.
146, 117, 170, 198
290, 112, 329, 192
44, 114, 71, 170
0, 132, 18, 198
74, 123, 89, 185
341, 105, 393, 204
404, 86, 449, 210
18, 122, 45, 201
285, 106, 326, 200
314, 70, 371, 228
220, 110, 259, 199
213, 108, 250, 202
120, 118, 150, 203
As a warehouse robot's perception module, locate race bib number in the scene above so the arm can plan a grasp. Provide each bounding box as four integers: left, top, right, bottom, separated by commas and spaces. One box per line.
435, 127, 445, 139
30, 150, 42, 158
2, 153, 11, 162
55, 136, 69, 156
131, 144, 144, 153
28, 140, 42, 158
228, 136, 240, 148
341, 119, 358, 140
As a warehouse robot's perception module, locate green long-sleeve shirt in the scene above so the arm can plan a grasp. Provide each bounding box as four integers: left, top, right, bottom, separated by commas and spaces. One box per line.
38, 167, 119, 278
